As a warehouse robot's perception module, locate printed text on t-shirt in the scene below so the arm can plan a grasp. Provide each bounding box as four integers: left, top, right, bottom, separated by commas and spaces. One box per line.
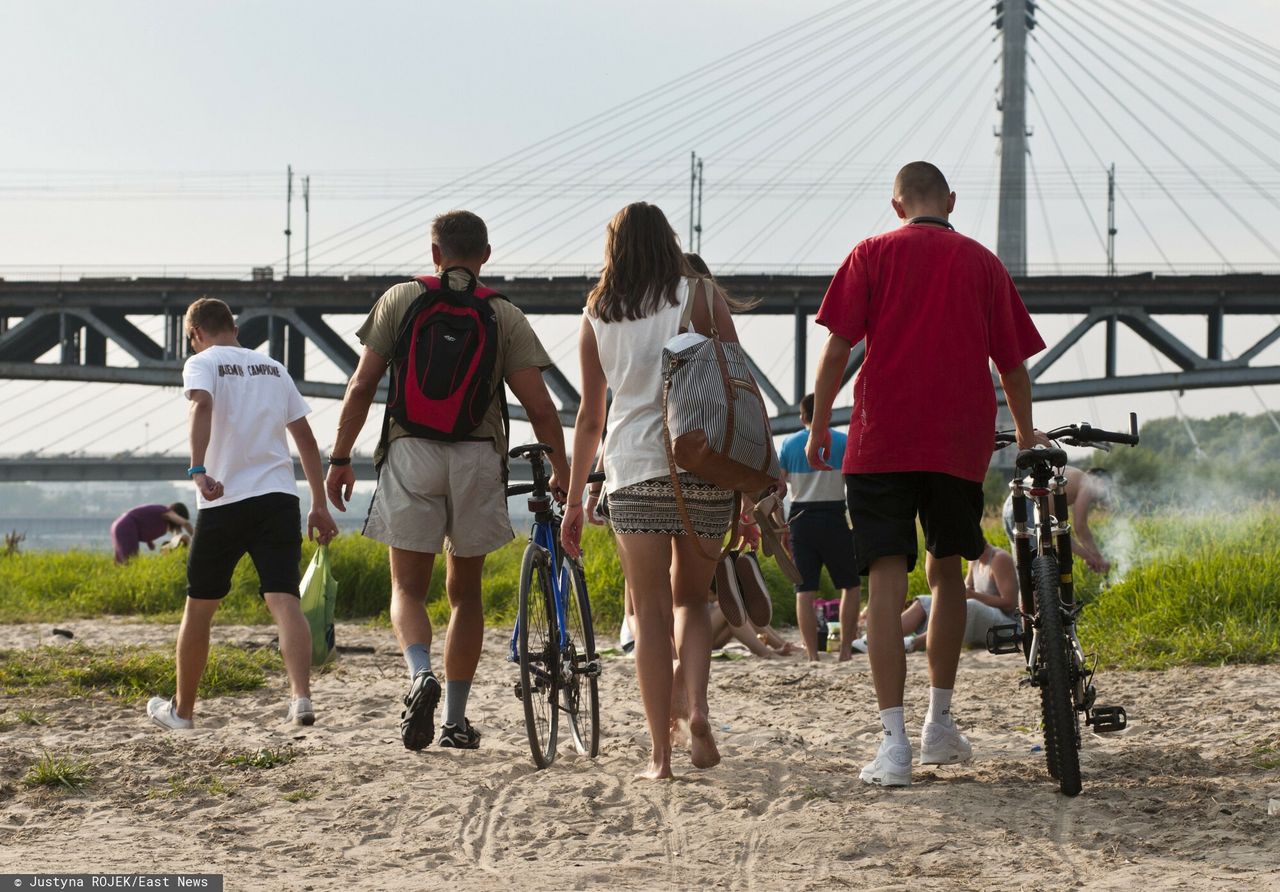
218, 363, 282, 378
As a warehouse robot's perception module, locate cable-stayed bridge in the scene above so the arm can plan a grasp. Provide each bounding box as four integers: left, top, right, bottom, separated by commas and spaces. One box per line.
3, 0, 1280, 481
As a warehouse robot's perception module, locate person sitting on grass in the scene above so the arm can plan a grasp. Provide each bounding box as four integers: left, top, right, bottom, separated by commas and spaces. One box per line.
146, 297, 338, 732
853, 542, 1019, 654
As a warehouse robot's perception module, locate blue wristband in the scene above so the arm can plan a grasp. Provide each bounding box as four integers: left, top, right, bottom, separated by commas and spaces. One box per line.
186, 465, 206, 478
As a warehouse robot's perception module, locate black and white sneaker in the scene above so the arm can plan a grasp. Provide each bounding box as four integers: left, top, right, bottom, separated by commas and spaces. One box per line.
400, 671, 441, 751
438, 719, 481, 750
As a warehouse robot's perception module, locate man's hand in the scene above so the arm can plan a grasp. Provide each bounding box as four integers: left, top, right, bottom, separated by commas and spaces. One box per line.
326, 464, 355, 512
193, 472, 224, 501
308, 504, 340, 545
549, 465, 570, 505
1018, 427, 1052, 449
561, 504, 584, 559
806, 424, 833, 471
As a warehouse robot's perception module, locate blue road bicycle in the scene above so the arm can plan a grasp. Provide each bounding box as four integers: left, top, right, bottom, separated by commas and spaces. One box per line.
506, 443, 606, 769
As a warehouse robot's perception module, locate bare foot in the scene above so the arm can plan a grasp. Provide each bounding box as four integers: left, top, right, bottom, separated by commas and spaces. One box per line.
689, 712, 721, 769
838, 649, 852, 662
637, 748, 673, 780
670, 716, 690, 749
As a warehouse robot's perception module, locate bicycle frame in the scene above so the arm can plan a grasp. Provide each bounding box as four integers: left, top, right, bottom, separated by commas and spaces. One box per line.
1007, 460, 1077, 657
507, 512, 576, 664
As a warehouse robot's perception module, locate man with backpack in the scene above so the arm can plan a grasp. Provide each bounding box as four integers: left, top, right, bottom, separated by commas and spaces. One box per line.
807, 162, 1048, 786
325, 210, 569, 751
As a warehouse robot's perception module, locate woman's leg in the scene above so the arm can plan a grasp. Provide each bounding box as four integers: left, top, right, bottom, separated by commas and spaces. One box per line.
671, 535, 723, 769
616, 533, 676, 779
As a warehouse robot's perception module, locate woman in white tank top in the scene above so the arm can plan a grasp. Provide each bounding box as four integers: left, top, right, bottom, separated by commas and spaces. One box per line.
561, 202, 742, 780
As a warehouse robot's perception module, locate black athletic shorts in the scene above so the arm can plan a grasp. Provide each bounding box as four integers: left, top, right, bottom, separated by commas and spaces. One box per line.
187, 492, 302, 599
844, 472, 984, 575
788, 501, 859, 593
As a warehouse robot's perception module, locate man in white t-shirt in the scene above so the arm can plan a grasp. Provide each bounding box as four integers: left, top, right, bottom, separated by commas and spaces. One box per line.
147, 297, 338, 732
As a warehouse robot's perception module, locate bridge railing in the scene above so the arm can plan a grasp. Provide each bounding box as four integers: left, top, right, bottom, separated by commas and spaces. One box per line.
5, 262, 1280, 282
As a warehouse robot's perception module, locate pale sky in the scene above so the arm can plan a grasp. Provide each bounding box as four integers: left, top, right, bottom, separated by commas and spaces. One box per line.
3, 0, 1280, 460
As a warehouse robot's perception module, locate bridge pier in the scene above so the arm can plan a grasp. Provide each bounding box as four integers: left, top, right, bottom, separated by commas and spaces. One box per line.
1208, 306, 1224, 362
794, 301, 807, 405
1105, 315, 1117, 378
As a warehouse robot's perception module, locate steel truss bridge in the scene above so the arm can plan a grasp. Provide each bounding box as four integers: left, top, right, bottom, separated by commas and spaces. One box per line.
2, 272, 1279, 481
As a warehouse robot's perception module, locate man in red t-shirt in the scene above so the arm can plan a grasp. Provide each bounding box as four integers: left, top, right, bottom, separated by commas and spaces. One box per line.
807, 161, 1048, 787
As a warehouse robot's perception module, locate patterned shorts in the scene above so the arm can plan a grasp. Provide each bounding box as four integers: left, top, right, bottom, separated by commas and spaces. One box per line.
607, 474, 734, 538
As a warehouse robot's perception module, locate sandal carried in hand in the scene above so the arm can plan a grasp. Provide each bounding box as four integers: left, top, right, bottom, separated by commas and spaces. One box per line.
752, 494, 803, 585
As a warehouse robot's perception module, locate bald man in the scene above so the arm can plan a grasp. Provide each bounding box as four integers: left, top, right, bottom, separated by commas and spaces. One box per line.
807, 161, 1048, 787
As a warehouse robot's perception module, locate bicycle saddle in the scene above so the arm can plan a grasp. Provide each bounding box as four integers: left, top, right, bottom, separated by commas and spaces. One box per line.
508, 442, 554, 460
1016, 445, 1068, 469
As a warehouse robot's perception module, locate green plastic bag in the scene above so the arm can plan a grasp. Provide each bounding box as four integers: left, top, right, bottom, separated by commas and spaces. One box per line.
299, 545, 338, 666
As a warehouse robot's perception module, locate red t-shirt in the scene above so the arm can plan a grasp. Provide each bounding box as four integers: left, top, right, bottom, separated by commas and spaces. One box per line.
815, 224, 1045, 483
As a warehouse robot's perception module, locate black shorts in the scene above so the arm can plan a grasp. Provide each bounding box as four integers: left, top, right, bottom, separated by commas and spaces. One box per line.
187, 492, 302, 599
788, 501, 859, 593
844, 472, 984, 575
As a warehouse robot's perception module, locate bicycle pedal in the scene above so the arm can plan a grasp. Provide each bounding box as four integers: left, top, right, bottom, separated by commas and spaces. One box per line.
512, 681, 524, 701
583, 659, 602, 678
986, 623, 1021, 655
1088, 705, 1127, 733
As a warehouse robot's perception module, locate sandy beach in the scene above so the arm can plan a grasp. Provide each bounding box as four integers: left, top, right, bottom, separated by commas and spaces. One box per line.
1, 618, 1277, 891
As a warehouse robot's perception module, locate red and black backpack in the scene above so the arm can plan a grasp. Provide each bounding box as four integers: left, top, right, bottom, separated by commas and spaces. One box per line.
381, 268, 507, 447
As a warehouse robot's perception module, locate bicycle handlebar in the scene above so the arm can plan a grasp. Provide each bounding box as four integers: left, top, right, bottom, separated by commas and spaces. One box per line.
994, 412, 1140, 452
505, 471, 606, 499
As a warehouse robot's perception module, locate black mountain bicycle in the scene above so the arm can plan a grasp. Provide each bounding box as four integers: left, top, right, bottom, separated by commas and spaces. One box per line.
988, 414, 1139, 796
505, 443, 606, 769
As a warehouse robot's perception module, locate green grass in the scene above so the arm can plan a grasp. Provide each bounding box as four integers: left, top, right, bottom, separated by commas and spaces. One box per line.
282, 788, 317, 802
3, 508, 1277, 669
149, 773, 231, 799
22, 751, 93, 791
0, 644, 282, 700
222, 746, 293, 770
1078, 509, 1280, 668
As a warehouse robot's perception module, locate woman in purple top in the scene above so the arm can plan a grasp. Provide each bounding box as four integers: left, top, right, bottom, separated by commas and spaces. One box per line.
110, 502, 192, 564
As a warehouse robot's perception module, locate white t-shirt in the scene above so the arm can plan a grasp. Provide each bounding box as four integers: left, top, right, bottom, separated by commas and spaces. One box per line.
587, 279, 693, 494
182, 345, 310, 509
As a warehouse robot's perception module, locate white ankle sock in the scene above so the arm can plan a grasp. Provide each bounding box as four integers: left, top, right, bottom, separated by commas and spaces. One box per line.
926, 687, 954, 726
879, 706, 908, 747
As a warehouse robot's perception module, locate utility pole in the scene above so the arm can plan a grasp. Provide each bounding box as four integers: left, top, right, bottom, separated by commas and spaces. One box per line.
284, 164, 294, 278
695, 156, 704, 254
303, 175, 311, 278
995, 0, 1035, 277
1107, 163, 1117, 276
689, 152, 704, 252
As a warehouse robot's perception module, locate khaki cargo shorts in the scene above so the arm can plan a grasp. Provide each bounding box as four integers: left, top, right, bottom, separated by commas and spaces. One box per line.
363, 438, 514, 557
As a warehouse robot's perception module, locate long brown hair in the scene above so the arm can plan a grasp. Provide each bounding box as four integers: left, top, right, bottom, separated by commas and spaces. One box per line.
587, 203, 690, 323
684, 252, 760, 313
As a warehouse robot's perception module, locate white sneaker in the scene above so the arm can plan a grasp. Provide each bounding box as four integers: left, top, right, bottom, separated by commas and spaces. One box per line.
859, 742, 913, 786
849, 635, 914, 655
147, 696, 194, 731
920, 719, 973, 765
288, 697, 316, 727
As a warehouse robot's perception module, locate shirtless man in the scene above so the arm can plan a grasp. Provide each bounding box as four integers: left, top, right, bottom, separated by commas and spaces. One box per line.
1002, 466, 1112, 574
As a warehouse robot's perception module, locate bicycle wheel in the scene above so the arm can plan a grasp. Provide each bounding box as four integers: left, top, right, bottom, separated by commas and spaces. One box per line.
560, 559, 601, 757
1032, 553, 1082, 796
518, 543, 559, 769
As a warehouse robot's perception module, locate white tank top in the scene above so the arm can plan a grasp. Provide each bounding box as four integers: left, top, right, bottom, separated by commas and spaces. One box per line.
587, 279, 692, 493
